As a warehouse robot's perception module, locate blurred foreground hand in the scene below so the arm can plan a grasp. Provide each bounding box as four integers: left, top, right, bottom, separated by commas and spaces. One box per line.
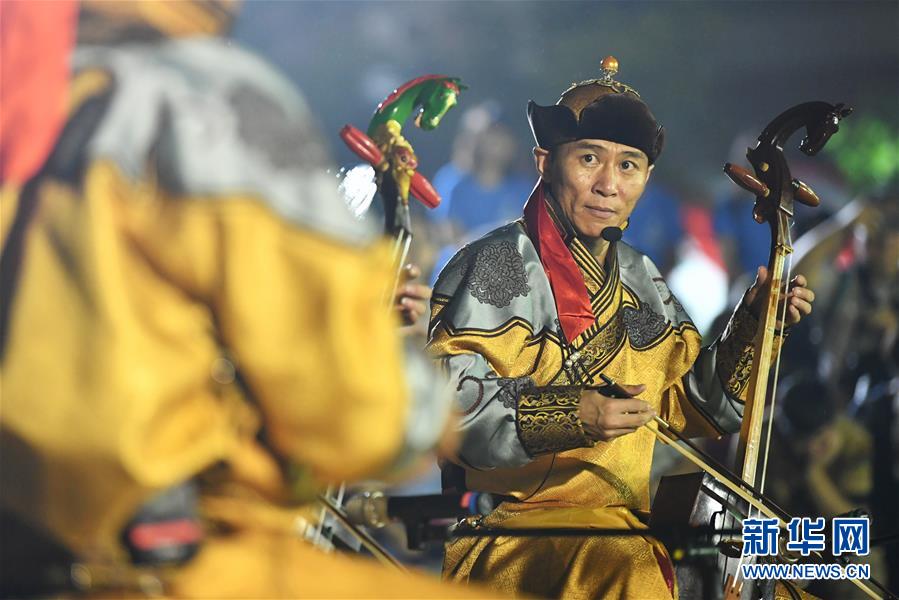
396, 263, 432, 332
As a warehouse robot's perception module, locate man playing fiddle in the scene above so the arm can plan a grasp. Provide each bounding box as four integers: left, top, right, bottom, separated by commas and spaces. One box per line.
427, 57, 815, 598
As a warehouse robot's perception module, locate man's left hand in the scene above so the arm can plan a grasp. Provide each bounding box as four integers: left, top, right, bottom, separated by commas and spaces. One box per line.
744, 266, 815, 327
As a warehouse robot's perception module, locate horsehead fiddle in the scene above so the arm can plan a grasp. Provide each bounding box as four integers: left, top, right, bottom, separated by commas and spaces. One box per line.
306, 75, 466, 568
645, 102, 897, 600
727, 101, 852, 489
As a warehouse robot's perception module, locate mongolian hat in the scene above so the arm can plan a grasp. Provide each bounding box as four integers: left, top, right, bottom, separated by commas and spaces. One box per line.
527, 56, 665, 164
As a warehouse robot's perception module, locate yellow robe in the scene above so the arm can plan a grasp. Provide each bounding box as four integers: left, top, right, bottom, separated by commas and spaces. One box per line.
429, 212, 768, 598
0, 35, 487, 599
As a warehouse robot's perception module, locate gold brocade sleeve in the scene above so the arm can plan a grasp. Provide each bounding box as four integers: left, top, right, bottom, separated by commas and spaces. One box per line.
715, 303, 786, 402
516, 386, 592, 456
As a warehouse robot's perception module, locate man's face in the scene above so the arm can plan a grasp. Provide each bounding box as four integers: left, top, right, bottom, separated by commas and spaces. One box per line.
535, 139, 652, 240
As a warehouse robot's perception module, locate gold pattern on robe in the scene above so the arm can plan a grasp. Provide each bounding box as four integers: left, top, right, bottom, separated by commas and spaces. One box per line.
516, 386, 589, 456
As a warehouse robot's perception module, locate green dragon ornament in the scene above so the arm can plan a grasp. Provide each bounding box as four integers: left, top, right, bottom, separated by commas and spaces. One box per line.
340, 74, 466, 306
341, 74, 466, 209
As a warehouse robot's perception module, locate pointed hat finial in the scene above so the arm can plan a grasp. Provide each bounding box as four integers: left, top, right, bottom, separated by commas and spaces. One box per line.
599, 56, 619, 83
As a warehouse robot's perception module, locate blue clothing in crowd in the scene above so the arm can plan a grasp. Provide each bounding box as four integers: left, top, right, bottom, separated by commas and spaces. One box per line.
713, 194, 769, 277
623, 183, 684, 269
429, 162, 466, 222
446, 173, 534, 233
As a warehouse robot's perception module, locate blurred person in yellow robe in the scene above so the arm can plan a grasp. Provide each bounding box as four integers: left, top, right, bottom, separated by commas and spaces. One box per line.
0, 1, 487, 598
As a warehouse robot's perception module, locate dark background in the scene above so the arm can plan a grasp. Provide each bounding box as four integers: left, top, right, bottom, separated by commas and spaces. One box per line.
233, 0, 898, 191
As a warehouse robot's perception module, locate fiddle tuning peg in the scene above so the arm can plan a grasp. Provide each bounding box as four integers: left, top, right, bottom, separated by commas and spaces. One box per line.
724, 163, 770, 198
752, 204, 767, 224
791, 178, 820, 207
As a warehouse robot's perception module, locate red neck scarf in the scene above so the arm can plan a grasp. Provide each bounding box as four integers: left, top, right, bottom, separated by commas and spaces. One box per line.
523, 181, 595, 343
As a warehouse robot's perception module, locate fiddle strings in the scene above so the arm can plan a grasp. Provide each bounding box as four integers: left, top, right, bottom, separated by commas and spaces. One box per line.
317, 494, 409, 572
388, 230, 413, 311
315, 483, 349, 554
733, 243, 793, 586
733, 225, 795, 592
313, 483, 335, 549
733, 228, 793, 586
384, 230, 412, 309
759, 226, 794, 496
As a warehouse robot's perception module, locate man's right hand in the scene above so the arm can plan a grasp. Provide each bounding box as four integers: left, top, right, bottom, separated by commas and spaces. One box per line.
577, 384, 655, 442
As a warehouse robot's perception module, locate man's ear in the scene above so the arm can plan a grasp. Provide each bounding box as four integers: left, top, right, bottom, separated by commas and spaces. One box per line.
533, 146, 551, 182
645, 163, 654, 183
